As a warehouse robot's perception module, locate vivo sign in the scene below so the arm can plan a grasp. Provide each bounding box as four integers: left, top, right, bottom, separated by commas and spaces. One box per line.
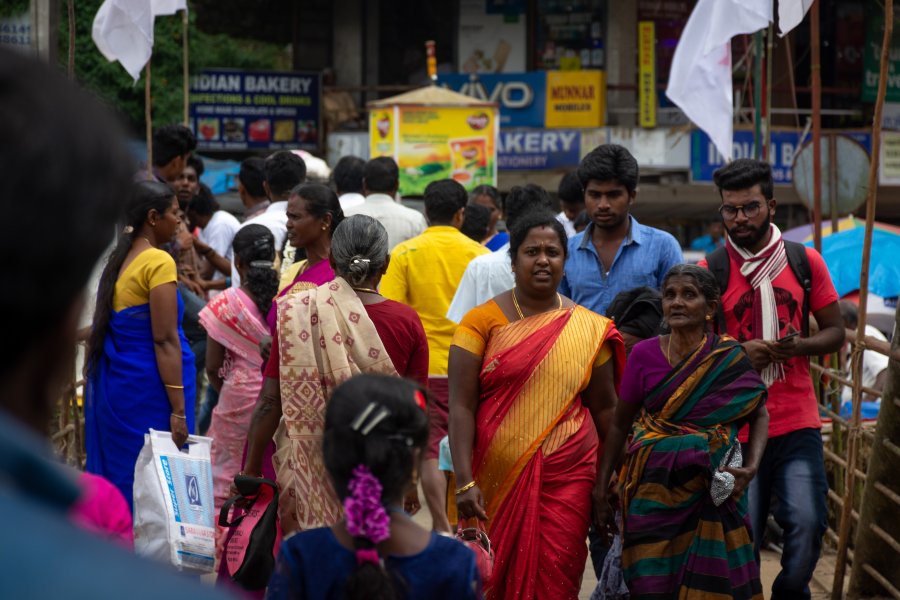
438, 73, 546, 128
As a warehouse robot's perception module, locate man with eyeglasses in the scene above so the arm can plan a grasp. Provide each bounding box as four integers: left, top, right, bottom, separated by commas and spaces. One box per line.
699, 158, 845, 600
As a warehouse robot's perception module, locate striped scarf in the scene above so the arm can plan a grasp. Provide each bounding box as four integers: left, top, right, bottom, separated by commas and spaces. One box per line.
726, 223, 787, 386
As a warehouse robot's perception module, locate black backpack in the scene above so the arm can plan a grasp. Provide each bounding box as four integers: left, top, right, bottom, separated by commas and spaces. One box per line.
706, 241, 813, 337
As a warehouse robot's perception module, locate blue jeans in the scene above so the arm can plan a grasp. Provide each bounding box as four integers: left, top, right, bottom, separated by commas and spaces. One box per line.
197, 385, 219, 435
744, 428, 828, 600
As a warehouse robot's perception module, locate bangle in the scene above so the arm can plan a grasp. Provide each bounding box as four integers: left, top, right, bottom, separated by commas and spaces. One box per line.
170, 413, 186, 420
455, 480, 477, 495
164, 384, 185, 390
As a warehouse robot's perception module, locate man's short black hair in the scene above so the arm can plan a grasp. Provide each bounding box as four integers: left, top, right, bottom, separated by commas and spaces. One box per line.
186, 154, 204, 177
265, 151, 307, 197
332, 155, 365, 195
505, 184, 555, 231
557, 171, 584, 206
424, 179, 467, 224
187, 184, 219, 217
364, 157, 399, 194
152, 124, 197, 167
239, 157, 267, 197
577, 144, 638, 193
0, 47, 131, 376
460, 203, 491, 242
713, 158, 774, 200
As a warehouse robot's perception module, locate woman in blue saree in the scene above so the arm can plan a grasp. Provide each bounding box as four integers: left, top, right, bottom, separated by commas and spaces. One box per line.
86, 180, 196, 510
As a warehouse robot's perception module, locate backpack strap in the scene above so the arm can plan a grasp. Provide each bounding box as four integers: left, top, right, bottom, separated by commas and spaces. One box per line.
783, 241, 813, 337
706, 247, 730, 335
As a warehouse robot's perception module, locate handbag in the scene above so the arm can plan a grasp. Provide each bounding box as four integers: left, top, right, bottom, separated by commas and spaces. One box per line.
217, 475, 282, 591
456, 518, 494, 582
710, 443, 742, 507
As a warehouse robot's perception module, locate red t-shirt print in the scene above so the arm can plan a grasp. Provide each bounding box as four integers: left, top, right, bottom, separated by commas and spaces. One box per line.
699, 247, 839, 438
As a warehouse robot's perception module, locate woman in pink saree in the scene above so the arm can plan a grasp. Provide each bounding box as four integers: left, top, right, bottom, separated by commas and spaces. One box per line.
199, 225, 279, 514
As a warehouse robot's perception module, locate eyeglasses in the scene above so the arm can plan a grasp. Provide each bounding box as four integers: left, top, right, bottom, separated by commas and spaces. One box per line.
719, 201, 763, 220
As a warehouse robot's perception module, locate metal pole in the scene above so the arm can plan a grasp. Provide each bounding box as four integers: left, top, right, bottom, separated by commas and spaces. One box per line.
832, 0, 893, 596
66, 0, 75, 80
811, 1, 823, 252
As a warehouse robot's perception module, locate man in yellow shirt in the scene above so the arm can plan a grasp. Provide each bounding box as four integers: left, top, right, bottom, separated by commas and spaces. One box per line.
381, 179, 489, 532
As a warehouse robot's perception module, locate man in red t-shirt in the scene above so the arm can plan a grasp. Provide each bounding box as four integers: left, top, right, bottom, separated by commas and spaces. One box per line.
699, 159, 844, 600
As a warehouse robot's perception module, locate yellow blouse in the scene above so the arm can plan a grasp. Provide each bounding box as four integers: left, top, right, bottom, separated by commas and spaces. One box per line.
113, 248, 178, 312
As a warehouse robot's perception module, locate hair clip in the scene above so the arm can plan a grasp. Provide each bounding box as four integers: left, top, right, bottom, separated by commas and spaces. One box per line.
413, 390, 427, 411
350, 402, 391, 436
123, 225, 134, 234
351, 258, 371, 265
387, 433, 414, 447
249, 260, 274, 268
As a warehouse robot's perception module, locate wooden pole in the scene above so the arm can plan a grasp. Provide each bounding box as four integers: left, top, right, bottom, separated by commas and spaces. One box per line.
832, 0, 893, 596
145, 62, 153, 176
784, 32, 801, 129
753, 31, 763, 160
66, 0, 75, 80
182, 8, 189, 126
764, 22, 774, 159
811, 0, 823, 252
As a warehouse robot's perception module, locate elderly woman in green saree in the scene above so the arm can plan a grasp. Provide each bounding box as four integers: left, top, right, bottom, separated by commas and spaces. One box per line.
596, 264, 769, 599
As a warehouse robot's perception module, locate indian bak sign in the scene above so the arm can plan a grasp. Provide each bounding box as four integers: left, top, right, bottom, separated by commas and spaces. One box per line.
438, 71, 605, 128
498, 129, 581, 170
188, 69, 321, 151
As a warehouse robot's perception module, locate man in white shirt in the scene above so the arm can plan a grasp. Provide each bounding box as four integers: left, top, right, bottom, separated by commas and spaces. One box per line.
839, 300, 889, 404
447, 184, 557, 322
556, 171, 584, 239
333, 155, 366, 211
344, 157, 426, 249
233, 151, 307, 285
187, 184, 240, 296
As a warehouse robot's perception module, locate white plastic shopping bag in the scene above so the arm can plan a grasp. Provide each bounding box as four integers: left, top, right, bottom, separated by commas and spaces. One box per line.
133, 429, 215, 572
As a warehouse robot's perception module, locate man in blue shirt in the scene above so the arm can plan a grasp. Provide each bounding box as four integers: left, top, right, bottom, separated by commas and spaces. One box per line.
559, 144, 683, 315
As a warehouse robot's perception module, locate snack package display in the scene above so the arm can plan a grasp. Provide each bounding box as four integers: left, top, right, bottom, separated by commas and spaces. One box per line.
133, 430, 216, 573
449, 137, 488, 186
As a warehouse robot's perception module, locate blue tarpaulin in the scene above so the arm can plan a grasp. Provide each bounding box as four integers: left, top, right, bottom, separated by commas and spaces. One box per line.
806, 227, 900, 298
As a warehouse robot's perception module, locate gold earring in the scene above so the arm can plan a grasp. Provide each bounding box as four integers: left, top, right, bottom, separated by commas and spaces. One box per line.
705, 314, 712, 321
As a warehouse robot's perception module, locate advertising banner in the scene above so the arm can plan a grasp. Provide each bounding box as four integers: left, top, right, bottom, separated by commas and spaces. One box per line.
638, 21, 657, 128
188, 69, 321, 151
544, 70, 606, 128
370, 106, 498, 195
862, 14, 900, 103
498, 129, 582, 170
437, 72, 546, 127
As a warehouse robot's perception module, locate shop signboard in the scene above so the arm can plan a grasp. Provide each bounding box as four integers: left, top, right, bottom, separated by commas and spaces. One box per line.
438, 72, 545, 127
544, 70, 606, 128
862, 14, 900, 102
369, 105, 498, 195
691, 129, 871, 184
188, 69, 321, 151
638, 21, 657, 128
498, 129, 582, 170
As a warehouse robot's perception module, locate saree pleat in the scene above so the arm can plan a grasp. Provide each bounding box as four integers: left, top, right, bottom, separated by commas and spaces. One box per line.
621, 335, 766, 600
274, 278, 397, 534
85, 293, 196, 511
472, 306, 624, 600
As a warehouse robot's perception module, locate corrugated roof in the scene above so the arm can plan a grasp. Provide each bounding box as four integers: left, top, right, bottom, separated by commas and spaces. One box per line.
367, 85, 496, 107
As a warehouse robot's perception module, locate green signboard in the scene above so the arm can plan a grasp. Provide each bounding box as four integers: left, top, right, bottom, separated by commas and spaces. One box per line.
862, 13, 900, 102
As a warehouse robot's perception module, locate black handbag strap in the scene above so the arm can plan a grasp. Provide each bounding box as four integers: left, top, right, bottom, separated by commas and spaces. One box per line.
218, 476, 279, 528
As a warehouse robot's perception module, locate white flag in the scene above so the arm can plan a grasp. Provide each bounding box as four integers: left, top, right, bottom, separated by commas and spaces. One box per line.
666, 0, 772, 162
778, 0, 814, 36
92, 0, 187, 82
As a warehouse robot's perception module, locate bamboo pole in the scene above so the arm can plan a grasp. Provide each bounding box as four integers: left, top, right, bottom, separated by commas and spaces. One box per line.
784, 32, 801, 129
764, 22, 774, 159
182, 8, 189, 126
66, 0, 75, 80
145, 62, 153, 175
811, 0, 823, 252
832, 0, 893, 596
753, 31, 763, 160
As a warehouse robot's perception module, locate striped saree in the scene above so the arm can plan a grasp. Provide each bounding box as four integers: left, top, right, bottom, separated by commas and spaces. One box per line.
457, 304, 624, 600
621, 334, 766, 600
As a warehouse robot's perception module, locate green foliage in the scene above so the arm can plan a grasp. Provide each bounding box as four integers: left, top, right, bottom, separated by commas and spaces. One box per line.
60, 0, 289, 134
0, 0, 29, 19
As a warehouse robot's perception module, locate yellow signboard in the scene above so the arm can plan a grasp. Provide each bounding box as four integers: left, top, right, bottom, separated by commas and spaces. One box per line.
544, 70, 605, 128
370, 105, 498, 195
638, 21, 657, 128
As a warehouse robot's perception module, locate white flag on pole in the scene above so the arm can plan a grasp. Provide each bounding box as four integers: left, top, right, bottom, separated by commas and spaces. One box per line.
92, 0, 187, 82
778, 0, 814, 36
665, 0, 772, 162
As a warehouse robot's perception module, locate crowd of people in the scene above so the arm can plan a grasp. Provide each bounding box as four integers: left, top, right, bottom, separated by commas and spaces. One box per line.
3, 46, 849, 600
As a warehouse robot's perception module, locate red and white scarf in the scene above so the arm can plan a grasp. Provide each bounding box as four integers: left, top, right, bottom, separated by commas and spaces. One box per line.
726, 223, 787, 386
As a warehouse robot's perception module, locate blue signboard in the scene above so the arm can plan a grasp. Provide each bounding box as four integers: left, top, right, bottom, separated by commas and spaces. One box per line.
691, 129, 872, 184
438, 72, 546, 128
188, 69, 321, 151
498, 129, 581, 170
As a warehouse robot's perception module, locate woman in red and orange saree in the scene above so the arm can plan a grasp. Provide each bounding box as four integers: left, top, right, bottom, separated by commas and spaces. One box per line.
449, 212, 625, 600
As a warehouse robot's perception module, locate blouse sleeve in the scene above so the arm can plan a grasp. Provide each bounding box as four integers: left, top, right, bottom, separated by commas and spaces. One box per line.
143, 249, 177, 290
618, 340, 653, 405
451, 305, 494, 358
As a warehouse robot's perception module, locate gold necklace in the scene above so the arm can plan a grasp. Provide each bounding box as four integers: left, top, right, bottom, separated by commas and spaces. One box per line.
511, 287, 563, 320
665, 334, 706, 365
352, 287, 380, 295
